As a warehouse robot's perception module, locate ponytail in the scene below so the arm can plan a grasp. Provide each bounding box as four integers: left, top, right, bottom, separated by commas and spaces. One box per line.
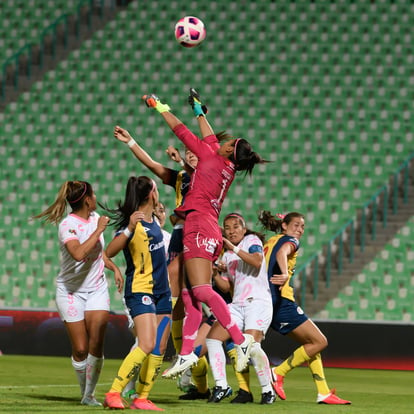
33, 181, 92, 224
105, 176, 156, 231
233, 138, 268, 175
258, 210, 305, 234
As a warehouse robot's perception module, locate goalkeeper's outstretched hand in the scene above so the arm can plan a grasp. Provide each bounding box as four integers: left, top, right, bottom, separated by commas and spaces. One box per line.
142, 94, 171, 113
188, 88, 208, 117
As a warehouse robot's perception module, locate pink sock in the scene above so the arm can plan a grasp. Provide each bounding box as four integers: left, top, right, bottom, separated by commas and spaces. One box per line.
192, 284, 244, 344
180, 288, 203, 355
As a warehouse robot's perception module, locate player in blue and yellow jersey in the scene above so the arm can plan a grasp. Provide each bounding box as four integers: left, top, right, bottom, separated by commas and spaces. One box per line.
103, 176, 171, 411
113, 124, 211, 400
113, 124, 196, 303
259, 211, 351, 405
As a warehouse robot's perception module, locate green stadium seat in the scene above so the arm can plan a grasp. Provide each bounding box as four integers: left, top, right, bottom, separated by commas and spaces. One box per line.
2, 0, 414, 315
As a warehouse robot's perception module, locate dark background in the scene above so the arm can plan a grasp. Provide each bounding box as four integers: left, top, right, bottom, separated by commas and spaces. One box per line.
1, 310, 413, 370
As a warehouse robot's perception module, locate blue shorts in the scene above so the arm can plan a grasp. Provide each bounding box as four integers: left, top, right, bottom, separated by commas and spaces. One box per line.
270, 297, 308, 335
125, 291, 172, 319
167, 225, 183, 265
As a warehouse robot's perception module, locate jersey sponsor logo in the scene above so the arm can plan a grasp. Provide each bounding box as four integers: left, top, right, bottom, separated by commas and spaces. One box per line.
195, 233, 219, 254
149, 240, 165, 252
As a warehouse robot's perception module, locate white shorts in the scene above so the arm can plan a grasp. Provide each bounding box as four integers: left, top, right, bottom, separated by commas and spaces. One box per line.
56, 282, 110, 323
229, 299, 273, 335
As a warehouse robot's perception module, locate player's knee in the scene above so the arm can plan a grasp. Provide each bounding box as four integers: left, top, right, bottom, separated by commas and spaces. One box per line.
316, 334, 328, 351
139, 338, 156, 354
192, 284, 214, 303
73, 348, 88, 361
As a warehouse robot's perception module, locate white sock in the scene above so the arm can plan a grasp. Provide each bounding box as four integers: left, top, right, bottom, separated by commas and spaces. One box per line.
250, 342, 273, 392
83, 354, 104, 399
206, 338, 228, 388
71, 356, 87, 396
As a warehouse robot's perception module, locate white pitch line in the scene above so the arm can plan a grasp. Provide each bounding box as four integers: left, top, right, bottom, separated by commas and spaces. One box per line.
0, 382, 112, 389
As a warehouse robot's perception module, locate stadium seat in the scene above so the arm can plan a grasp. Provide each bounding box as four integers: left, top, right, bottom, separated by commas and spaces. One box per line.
2, 0, 414, 318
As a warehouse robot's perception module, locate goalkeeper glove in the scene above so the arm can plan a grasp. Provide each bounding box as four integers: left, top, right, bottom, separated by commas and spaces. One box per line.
142, 94, 171, 113
188, 87, 208, 117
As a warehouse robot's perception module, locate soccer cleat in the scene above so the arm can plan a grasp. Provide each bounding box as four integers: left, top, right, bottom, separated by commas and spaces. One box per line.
188, 87, 208, 116
103, 391, 125, 409
207, 386, 233, 403
317, 389, 351, 405
271, 368, 286, 400
130, 398, 164, 411
230, 389, 253, 404
142, 94, 170, 113
81, 395, 102, 406
162, 352, 199, 379
179, 388, 211, 400
260, 391, 276, 405
234, 333, 254, 372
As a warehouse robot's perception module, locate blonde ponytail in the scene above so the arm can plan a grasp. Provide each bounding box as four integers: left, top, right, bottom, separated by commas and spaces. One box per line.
33, 181, 90, 224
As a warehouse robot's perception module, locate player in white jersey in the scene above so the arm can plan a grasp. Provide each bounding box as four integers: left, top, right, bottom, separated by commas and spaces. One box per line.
34, 180, 123, 407
205, 213, 275, 405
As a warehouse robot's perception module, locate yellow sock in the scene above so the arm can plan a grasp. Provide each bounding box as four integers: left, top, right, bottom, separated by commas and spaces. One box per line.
228, 347, 250, 392
136, 353, 164, 399
110, 347, 148, 393
191, 355, 209, 393
171, 319, 183, 354
308, 353, 330, 395
275, 346, 311, 377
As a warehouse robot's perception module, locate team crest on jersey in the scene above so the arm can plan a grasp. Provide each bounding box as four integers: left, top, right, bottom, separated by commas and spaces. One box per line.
142, 295, 153, 306
68, 229, 77, 235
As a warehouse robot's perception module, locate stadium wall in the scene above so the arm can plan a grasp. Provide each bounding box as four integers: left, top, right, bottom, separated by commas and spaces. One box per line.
0, 310, 413, 370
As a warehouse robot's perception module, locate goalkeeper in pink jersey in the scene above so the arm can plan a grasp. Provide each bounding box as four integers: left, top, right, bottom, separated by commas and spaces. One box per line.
143, 89, 267, 379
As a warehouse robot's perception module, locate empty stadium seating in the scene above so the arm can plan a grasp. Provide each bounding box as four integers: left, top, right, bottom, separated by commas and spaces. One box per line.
1, 0, 414, 318
317, 216, 414, 321
0, 0, 80, 64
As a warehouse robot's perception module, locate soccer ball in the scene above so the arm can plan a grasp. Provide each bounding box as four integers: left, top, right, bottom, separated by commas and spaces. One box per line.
174, 16, 206, 48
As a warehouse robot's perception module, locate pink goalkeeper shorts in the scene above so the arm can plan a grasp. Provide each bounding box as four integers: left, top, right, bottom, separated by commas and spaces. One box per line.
182, 211, 223, 262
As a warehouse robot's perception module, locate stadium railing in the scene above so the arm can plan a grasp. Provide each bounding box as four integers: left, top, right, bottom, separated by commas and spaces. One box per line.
297, 152, 414, 311
1, 0, 126, 101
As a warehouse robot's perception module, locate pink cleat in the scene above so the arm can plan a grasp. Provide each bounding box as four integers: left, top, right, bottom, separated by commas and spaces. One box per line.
317, 389, 351, 405
103, 392, 125, 409
130, 398, 164, 411
271, 368, 286, 400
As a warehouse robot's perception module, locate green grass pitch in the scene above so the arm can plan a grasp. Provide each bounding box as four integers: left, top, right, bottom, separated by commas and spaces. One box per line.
0, 355, 413, 413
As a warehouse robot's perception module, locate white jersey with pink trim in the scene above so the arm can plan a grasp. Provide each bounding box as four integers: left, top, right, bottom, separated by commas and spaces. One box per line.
222, 234, 272, 306
57, 212, 107, 293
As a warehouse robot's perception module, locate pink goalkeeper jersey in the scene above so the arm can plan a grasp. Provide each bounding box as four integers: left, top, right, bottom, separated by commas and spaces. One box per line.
173, 124, 236, 219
